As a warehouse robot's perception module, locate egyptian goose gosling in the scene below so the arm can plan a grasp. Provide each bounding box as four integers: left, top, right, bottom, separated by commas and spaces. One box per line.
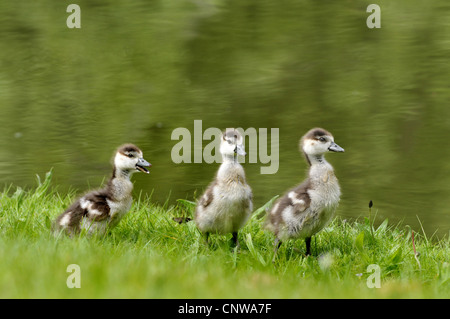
53, 144, 151, 236
266, 128, 344, 259
194, 129, 253, 248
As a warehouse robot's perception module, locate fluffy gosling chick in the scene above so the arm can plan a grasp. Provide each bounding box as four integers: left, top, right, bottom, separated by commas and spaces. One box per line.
53, 144, 151, 236
194, 129, 253, 248
266, 128, 344, 258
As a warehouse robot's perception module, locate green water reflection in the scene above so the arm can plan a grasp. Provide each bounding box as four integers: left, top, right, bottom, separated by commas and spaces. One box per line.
0, 0, 449, 237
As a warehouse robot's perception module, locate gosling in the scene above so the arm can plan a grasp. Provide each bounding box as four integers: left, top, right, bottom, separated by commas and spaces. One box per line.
266, 128, 344, 259
194, 129, 253, 248
53, 144, 151, 236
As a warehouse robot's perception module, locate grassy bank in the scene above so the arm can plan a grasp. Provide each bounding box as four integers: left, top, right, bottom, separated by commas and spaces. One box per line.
0, 171, 448, 298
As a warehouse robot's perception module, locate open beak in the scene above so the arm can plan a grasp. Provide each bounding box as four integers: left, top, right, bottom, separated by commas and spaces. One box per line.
136, 158, 151, 174
234, 145, 246, 156
328, 142, 345, 152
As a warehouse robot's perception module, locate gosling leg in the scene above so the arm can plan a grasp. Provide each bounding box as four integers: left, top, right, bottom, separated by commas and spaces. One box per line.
231, 232, 240, 250
305, 236, 312, 256
272, 238, 282, 263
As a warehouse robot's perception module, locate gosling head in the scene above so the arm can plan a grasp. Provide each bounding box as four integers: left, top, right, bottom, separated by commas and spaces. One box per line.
220, 129, 246, 159
114, 144, 151, 175
301, 128, 344, 158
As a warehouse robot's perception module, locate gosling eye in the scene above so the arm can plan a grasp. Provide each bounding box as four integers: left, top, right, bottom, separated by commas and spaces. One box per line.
318, 137, 326, 142
127, 153, 135, 158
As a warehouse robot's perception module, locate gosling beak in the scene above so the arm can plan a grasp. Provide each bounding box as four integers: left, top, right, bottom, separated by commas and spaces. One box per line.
234, 145, 246, 156
328, 142, 345, 152
136, 158, 151, 174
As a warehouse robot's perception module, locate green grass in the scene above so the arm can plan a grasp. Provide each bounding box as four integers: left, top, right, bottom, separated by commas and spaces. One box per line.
0, 171, 448, 298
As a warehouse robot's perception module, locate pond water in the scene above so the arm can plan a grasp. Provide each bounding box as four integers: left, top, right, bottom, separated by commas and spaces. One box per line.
0, 1, 449, 238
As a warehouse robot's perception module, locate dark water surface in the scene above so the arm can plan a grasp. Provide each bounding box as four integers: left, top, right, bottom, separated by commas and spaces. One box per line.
0, 1, 449, 237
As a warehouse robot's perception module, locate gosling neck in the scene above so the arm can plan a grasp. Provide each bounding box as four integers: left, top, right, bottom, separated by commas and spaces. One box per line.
107, 166, 134, 200
222, 153, 239, 164
218, 153, 246, 184
112, 165, 134, 180
305, 153, 328, 167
